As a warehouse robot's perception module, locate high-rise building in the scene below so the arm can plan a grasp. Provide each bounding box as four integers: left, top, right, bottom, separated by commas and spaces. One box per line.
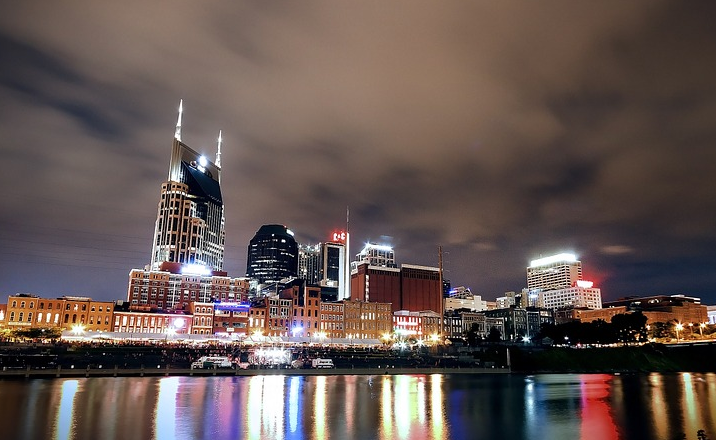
355, 243, 396, 268
150, 101, 225, 271
526, 253, 582, 293
246, 224, 298, 284
536, 281, 602, 310
321, 241, 347, 298
127, 102, 247, 314
298, 244, 322, 285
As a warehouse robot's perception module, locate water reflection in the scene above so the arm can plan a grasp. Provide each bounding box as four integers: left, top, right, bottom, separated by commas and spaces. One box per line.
54, 380, 79, 440
3, 373, 716, 439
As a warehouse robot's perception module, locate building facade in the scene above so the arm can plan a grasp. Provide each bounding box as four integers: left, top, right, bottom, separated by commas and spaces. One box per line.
246, 224, 298, 284
150, 115, 225, 271
298, 244, 322, 285
351, 262, 442, 315
343, 300, 393, 340
127, 263, 249, 311
355, 243, 396, 268
4, 294, 114, 333
538, 284, 602, 310
579, 295, 708, 325
527, 253, 582, 293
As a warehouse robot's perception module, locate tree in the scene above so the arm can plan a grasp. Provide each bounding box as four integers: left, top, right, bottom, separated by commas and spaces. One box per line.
651, 321, 675, 340
486, 326, 502, 343
611, 312, 648, 343
12, 327, 62, 341
465, 323, 482, 347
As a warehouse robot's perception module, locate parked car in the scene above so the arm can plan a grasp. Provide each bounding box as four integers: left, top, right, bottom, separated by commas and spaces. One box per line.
311, 358, 335, 369
191, 356, 233, 369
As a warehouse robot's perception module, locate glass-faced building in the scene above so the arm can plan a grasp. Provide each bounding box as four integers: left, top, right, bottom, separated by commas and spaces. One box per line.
150, 136, 225, 271
246, 224, 298, 284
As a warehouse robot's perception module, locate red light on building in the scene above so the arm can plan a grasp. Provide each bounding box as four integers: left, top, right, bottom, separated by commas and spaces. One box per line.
331, 231, 347, 243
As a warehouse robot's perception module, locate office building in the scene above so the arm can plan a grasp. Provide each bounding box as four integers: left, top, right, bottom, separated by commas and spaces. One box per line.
444, 287, 488, 312
246, 224, 298, 284
537, 281, 602, 310
298, 244, 322, 285
150, 101, 225, 271
527, 253, 582, 292
351, 262, 442, 314
355, 243, 396, 268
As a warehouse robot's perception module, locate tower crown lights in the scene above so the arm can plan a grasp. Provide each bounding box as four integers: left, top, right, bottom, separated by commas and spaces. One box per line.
529, 253, 577, 267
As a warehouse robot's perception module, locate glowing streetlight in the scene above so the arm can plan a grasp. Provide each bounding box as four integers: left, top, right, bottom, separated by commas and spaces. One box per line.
700, 322, 706, 338
675, 323, 684, 342
71, 324, 85, 336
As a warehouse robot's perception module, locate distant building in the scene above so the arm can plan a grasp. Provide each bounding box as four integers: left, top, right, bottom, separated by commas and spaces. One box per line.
393, 310, 441, 339
351, 262, 442, 314
537, 283, 602, 310
527, 253, 582, 292
298, 243, 322, 285
495, 296, 516, 309
246, 224, 298, 284
483, 307, 554, 341
321, 240, 348, 300
708, 305, 716, 325
444, 287, 487, 312
579, 294, 707, 325
355, 243, 396, 268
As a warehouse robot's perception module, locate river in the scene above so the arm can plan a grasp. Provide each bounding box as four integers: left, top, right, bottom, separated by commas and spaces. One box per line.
1, 373, 715, 440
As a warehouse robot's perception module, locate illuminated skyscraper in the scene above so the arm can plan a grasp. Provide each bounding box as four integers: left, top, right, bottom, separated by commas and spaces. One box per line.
526, 253, 582, 292
150, 101, 226, 271
298, 243, 322, 285
246, 224, 298, 284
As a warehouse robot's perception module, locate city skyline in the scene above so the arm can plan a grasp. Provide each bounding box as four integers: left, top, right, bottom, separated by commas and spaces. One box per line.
1, 2, 715, 304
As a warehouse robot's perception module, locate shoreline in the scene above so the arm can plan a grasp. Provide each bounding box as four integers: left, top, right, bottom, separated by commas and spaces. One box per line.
0, 365, 511, 379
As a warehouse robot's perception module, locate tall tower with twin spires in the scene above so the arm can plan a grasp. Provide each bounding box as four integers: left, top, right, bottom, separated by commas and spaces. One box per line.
149, 100, 226, 272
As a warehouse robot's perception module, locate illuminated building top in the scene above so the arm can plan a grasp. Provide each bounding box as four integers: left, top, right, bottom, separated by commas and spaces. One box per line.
527, 252, 582, 292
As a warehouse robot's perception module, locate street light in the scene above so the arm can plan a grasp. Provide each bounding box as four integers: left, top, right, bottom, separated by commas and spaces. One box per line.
675, 323, 684, 342
700, 322, 706, 338
71, 324, 86, 336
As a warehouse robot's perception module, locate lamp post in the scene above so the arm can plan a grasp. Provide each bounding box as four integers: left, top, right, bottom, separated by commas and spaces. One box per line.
700, 322, 706, 338
675, 323, 684, 342
688, 323, 694, 338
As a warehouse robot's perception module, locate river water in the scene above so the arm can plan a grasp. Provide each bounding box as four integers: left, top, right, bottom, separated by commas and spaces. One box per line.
1, 373, 715, 440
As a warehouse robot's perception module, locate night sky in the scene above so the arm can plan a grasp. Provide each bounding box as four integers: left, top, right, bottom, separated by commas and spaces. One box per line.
1, 2, 715, 304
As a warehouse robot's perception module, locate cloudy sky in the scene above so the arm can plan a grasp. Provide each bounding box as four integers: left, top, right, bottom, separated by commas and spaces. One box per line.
1, 1, 715, 304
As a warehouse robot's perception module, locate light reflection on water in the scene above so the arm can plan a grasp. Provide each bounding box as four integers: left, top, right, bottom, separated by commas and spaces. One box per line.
3, 373, 716, 440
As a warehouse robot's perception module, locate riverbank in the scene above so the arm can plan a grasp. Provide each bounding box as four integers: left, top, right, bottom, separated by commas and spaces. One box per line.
509, 342, 716, 373
0, 365, 510, 379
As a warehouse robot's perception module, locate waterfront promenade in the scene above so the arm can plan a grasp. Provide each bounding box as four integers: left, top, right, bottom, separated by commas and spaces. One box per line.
0, 365, 509, 379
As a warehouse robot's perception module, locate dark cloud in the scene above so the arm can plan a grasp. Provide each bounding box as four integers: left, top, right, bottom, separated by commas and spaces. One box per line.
1, 1, 715, 304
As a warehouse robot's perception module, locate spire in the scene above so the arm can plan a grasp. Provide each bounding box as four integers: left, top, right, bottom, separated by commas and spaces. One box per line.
174, 99, 183, 141
216, 130, 222, 168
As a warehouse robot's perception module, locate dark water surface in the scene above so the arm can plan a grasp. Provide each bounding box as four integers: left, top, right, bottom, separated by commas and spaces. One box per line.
1, 373, 715, 440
